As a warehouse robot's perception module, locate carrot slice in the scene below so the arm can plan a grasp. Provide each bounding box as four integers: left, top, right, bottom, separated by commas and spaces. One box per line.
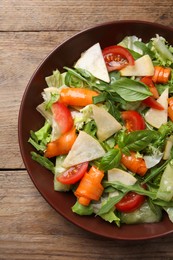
75, 166, 104, 206
59, 87, 99, 106
152, 66, 171, 84
45, 127, 77, 158
121, 152, 148, 176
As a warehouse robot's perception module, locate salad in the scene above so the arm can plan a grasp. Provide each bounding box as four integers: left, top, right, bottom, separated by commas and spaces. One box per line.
29, 35, 173, 226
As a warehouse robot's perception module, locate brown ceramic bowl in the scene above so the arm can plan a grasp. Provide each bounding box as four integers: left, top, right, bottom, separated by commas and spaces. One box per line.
18, 20, 173, 240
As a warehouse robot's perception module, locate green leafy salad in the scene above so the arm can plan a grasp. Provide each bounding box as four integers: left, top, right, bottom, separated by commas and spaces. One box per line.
29, 35, 173, 226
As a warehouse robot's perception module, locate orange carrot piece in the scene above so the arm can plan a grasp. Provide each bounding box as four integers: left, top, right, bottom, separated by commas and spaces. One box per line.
168, 97, 173, 108
168, 106, 173, 122
59, 87, 99, 107
152, 66, 171, 84
168, 97, 173, 121
75, 166, 104, 206
121, 152, 148, 176
45, 127, 77, 158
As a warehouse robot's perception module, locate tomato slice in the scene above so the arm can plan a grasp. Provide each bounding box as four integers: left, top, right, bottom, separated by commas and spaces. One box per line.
115, 191, 146, 213
102, 45, 135, 72
140, 76, 159, 99
121, 110, 145, 132
57, 162, 89, 184
52, 101, 73, 134
142, 97, 164, 110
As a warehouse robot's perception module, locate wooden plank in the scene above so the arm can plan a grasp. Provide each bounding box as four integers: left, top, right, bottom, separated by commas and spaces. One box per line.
0, 31, 75, 169
1, 170, 173, 260
0, 0, 173, 31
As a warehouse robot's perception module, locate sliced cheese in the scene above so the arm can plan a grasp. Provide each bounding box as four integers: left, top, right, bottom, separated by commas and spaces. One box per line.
91, 104, 122, 141
74, 43, 110, 83
120, 54, 154, 76
62, 131, 106, 168
144, 88, 168, 129
108, 168, 137, 186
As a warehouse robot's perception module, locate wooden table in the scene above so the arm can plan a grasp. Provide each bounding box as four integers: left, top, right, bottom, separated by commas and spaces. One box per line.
1, 1, 173, 259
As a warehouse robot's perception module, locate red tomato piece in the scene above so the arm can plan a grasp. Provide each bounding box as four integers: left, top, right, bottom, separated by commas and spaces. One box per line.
52, 101, 73, 134
115, 191, 146, 213
102, 45, 135, 72
142, 97, 164, 110
140, 76, 159, 99
57, 162, 89, 184
121, 110, 145, 132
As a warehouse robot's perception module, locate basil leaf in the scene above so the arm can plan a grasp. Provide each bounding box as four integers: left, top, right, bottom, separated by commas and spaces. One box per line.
109, 78, 152, 101
122, 130, 158, 152
93, 92, 108, 104
99, 148, 121, 171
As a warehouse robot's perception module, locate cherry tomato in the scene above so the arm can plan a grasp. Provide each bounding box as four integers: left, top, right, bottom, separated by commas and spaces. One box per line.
115, 191, 146, 213
142, 97, 164, 110
52, 101, 73, 134
102, 45, 135, 72
121, 110, 145, 132
57, 162, 89, 184
140, 76, 159, 99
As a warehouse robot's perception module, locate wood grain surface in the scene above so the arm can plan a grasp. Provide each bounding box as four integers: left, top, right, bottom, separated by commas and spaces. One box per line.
1, 0, 173, 259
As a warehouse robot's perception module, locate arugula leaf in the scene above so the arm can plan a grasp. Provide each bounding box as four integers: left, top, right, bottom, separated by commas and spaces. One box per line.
103, 181, 157, 200
109, 78, 152, 102
97, 192, 124, 215
31, 151, 55, 173
99, 148, 121, 171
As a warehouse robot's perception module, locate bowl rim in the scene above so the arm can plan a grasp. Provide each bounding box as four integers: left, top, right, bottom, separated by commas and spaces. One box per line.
18, 20, 173, 241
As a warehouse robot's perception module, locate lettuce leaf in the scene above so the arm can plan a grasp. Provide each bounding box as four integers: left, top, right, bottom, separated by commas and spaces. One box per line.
150, 35, 173, 66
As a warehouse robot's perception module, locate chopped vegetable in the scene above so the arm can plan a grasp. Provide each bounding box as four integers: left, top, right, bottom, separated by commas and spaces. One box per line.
157, 160, 173, 201
62, 131, 106, 168
91, 104, 122, 141
45, 127, 77, 158
120, 55, 154, 76
59, 87, 99, 107
152, 66, 171, 84
57, 162, 89, 184
102, 45, 135, 71
115, 190, 146, 213
140, 76, 159, 98
74, 43, 110, 83
52, 101, 74, 134
121, 110, 145, 132
168, 97, 173, 121
75, 166, 104, 206
108, 168, 137, 186
144, 88, 169, 128
121, 152, 148, 176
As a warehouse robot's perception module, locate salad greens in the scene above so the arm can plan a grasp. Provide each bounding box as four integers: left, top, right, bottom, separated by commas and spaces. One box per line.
29, 35, 173, 227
